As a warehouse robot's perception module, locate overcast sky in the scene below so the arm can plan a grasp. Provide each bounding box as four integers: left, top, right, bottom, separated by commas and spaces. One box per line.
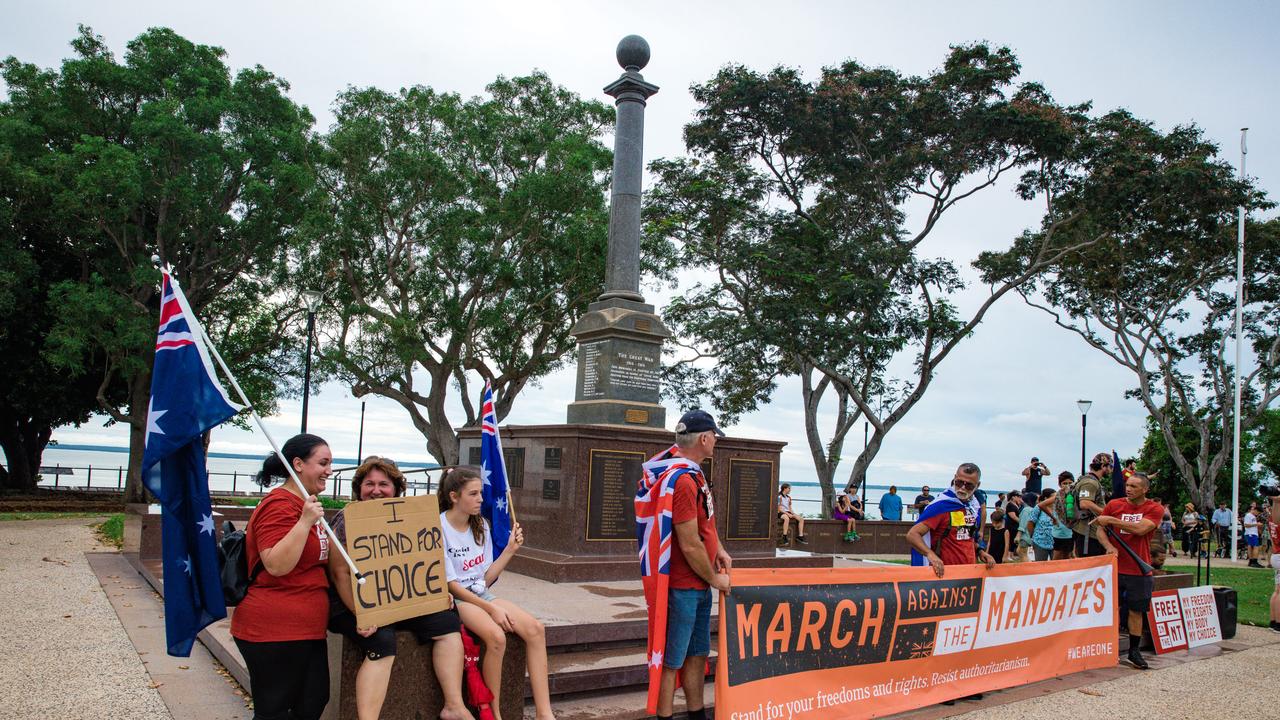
7, 1, 1279, 497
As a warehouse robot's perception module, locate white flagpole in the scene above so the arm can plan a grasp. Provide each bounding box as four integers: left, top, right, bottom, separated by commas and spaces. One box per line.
1231, 127, 1247, 564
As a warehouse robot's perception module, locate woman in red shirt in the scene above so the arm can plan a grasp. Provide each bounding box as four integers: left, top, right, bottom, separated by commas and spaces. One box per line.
230, 433, 333, 720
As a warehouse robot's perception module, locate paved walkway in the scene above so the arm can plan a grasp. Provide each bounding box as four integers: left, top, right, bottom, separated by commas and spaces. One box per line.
0, 517, 169, 719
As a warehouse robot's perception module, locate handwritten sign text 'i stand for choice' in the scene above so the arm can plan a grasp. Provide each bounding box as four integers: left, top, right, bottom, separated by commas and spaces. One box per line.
343, 495, 452, 628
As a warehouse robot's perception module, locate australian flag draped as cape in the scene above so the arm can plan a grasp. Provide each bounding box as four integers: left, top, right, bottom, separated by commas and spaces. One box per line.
636, 445, 701, 714
909, 487, 982, 566
479, 382, 513, 559
141, 269, 241, 656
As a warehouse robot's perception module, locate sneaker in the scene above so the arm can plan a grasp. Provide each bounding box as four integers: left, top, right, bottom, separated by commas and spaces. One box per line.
850, 532, 860, 541
1125, 647, 1149, 670
1249, 560, 1263, 568
1269, 621, 1280, 634
797, 535, 809, 545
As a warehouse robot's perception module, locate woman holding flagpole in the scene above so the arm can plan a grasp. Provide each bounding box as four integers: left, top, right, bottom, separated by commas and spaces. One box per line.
230, 433, 334, 720
439, 467, 555, 720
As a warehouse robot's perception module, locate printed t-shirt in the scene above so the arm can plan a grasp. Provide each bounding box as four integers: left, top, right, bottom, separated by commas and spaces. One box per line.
1271, 518, 1280, 552
231, 487, 331, 642
1244, 512, 1259, 537
920, 504, 979, 566
1101, 498, 1164, 576
1027, 507, 1056, 549
670, 469, 720, 590
1071, 475, 1106, 538
441, 514, 494, 597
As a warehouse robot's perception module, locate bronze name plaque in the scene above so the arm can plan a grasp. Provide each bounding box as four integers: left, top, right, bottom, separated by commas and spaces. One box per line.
727, 458, 774, 540
585, 449, 644, 541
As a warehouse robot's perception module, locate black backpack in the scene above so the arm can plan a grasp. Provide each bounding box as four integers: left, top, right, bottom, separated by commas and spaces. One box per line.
218, 520, 261, 605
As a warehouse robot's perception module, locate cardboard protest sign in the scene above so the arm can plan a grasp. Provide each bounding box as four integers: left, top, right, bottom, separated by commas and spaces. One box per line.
343, 494, 451, 628
716, 556, 1118, 719
1177, 585, 1222, 648
1147, 589, 1188, 654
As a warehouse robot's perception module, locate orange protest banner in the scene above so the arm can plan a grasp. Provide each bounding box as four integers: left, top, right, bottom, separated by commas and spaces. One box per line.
715, 556, 1118, 719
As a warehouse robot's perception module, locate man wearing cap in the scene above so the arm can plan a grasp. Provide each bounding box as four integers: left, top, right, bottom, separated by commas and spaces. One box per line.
1071, 452, 1113, 557
639, 409, 732, 720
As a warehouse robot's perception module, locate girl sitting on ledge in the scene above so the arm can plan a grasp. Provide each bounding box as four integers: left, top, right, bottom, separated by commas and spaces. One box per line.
439, 467, 555, 720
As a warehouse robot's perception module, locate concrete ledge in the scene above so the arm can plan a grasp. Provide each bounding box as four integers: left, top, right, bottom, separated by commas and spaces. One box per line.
337, 628, 526, 720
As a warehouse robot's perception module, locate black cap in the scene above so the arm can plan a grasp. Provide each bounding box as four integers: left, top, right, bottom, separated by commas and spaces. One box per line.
675, 409, 725, 437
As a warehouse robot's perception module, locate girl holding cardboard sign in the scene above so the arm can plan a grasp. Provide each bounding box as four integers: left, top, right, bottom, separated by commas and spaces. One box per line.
439, 467, 555, 720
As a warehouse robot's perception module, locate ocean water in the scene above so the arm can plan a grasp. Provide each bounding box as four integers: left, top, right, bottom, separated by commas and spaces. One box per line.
29, 445, 1017, 516
32, 444, 439, 499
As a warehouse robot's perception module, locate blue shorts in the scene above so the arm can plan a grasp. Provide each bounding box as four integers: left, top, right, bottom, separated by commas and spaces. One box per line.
664, 587, 712, 669
1247, 534, 1260, 547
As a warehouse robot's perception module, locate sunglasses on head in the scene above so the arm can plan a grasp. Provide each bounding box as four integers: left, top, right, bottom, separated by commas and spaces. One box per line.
952, 478, 976, 491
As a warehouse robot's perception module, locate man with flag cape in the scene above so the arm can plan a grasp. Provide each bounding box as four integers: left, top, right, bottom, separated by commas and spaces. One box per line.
635, 410, 731, 719
141, 268, 242, 656
908, 463, 995, 577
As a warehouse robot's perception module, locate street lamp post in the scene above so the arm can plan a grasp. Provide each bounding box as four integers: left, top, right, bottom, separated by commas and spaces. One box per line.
300, 290, 322, 434
1077, 400, 1092, 477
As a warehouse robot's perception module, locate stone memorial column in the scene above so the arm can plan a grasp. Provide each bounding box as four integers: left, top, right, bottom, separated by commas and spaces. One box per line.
566, 35, 671, 428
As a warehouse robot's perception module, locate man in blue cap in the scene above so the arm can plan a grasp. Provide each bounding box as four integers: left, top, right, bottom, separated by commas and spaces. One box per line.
637, 409, 732, 720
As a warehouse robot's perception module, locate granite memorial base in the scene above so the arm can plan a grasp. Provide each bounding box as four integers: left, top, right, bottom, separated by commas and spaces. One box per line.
778, 518, 917, 555
458, 423, 832, 582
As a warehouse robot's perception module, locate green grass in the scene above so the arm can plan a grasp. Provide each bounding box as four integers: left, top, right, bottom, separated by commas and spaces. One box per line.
1162, 562, 1272, 627
0, 511, 108, 521
95, 514, 124, 548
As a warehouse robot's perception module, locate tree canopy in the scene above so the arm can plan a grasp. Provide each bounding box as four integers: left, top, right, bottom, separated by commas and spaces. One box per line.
647, 44, 1092, 510
1, 26, 316, 500
307, 73, 657, 464
979, 111, 1279, 510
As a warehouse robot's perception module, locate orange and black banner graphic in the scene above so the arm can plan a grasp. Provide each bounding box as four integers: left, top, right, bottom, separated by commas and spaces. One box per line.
716, 556, 1118, 719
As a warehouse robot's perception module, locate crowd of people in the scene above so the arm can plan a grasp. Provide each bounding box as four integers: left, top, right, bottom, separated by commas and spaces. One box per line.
225, 423, 1277, 720
229, 433, 554, 720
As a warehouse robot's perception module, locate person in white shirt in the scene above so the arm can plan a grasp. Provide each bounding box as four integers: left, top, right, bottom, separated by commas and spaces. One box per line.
776, 483, 807, 544
1245, 502, 1262, 568
439, 467, 553, 720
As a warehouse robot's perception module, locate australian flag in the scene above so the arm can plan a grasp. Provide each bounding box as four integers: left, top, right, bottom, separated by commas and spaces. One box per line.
479, 382, 513, 558
141, 269, 241, 656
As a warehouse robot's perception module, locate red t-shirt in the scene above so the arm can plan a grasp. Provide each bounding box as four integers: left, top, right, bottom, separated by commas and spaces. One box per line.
230, 488, 331, 642
1271, 518, 1280, 553
669, 470, 720, 590
920, 505, 980, 567
1101, 498, 1164, 576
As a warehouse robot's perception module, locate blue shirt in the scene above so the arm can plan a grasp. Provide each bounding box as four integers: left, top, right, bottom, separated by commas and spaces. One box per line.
1211, 508, 1233, 528
1026, 507, 1058, 549
880, 493, 903, 521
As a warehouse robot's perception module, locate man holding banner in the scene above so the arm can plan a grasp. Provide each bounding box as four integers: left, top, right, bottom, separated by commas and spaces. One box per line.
906, 463, 995, 578
1095, 471, 1163, 670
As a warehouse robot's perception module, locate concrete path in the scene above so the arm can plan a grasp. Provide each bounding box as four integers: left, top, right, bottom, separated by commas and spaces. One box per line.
0, 517, 170, 719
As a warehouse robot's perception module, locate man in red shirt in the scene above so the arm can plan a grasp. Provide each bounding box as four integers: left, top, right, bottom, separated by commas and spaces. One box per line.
906, 463, 996, 577
656, 410, 732, 720
1095, 471, 1164, 670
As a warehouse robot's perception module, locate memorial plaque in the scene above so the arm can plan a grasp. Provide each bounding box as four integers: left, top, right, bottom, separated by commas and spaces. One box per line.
727, 458, 774, 540
542, 478, 561, 501
585, 449, 644, 541
503, 447, 525, 488
544, 447, 562, 469
624, 409, 649, 424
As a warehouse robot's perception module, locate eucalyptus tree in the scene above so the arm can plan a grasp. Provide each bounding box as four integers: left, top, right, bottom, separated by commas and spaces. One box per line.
979, 112, 1279, 510
310, 73, 649, 464
649, 44, 1094, 509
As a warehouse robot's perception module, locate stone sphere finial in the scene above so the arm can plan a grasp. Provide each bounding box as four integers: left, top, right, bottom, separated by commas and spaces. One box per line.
616, 35, 650, 72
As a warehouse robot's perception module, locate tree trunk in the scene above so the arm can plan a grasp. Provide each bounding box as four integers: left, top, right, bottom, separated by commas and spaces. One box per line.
0, 415, 52, 492
122, 371, 152, 504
